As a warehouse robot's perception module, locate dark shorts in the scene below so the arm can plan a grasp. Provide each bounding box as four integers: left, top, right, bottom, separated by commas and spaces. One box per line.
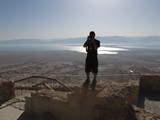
85, 55, 98, 73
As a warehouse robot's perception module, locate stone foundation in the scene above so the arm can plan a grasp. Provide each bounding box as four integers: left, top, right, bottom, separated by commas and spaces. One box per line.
25, 81, 139, 120
0, 81, 15, 105
139, 75, 160, 92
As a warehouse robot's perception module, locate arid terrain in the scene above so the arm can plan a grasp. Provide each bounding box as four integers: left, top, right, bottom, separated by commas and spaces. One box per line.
0, 48, 160, 83
0, 48, 160, 120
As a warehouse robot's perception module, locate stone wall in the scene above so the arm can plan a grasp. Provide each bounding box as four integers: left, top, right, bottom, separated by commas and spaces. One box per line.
25, 81, 139, 120
0, 81, 15, 105
139, 75, 160, 92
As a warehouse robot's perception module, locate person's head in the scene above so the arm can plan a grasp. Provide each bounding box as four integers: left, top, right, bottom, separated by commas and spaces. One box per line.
89, 31, 96, 38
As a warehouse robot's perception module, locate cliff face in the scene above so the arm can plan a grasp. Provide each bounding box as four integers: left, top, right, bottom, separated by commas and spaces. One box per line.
25, 81, 139, 120
0, 81, 15, 105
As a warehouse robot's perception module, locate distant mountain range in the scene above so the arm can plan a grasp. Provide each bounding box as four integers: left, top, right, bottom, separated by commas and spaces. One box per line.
0, 36, 160, 46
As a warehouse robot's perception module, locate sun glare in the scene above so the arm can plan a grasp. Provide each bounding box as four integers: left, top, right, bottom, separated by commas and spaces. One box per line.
91, 0, 116, 4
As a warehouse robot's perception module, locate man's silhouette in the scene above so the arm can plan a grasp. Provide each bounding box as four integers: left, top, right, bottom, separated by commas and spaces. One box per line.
83, 31, 100, 89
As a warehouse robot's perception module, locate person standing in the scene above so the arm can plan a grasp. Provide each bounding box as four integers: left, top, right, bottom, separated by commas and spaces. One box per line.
83, 31, 100, 89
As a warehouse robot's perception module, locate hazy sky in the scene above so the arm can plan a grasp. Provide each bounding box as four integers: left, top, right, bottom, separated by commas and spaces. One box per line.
0, 0, 160, 40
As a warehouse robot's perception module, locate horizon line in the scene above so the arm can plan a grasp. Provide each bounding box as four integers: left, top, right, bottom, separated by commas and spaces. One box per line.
1, 35, 160, 41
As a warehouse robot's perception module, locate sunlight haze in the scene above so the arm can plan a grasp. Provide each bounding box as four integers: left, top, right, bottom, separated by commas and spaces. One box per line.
0, 0, 160, 40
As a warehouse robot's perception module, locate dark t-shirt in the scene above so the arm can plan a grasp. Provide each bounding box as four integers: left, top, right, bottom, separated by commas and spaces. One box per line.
84, 39, 100, 56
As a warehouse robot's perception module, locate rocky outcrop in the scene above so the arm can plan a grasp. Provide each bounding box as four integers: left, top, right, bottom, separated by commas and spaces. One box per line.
128, 105, 160, 120
25, 81, 139, 120
0, 81, 15, 105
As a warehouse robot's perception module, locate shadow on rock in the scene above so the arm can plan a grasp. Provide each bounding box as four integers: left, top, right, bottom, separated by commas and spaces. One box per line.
17, 112, 56, 120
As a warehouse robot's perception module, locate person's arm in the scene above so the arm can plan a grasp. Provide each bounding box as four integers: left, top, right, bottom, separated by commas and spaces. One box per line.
93, 40, 100, 50
83, 36, 90, 47
83, 41, 88, 47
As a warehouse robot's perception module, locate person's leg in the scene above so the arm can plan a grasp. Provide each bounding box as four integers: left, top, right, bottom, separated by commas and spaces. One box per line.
90, 73, 97, 89
91, 57, 98, 89
83, 72, 90, 88
84, 56, 91, 84
86, 72, 90, 80
91, 73, 97, 84
93, 73, 97, 81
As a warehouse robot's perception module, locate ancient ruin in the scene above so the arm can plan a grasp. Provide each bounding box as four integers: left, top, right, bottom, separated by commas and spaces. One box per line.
0, 75, 160, 120
0, 80, 15, 106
